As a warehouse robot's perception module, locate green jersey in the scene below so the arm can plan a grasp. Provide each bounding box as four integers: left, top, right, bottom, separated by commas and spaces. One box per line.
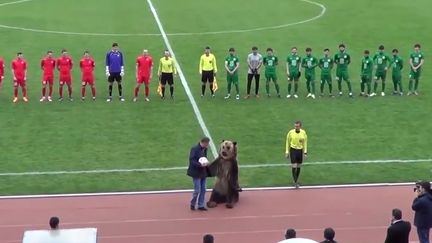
373, 52, 391, 71
302, 55, 318, 74
391, 55, 403, 75
334, 52, 351, 70
319, 56, 334, 75
225, 55, 239, 72
410, 52, 424, 71
263, 55, 278, 73
361, 56, 373, 76
286, 54, 301, 73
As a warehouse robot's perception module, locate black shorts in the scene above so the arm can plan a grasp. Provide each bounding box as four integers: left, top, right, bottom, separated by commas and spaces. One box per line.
160, 72, 174, 85
290, 148, 303, 164
201, 70, 214, 83
108, 72, 122, 83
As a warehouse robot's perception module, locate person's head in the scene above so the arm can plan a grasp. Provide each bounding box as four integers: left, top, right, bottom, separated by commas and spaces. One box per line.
203, 234, 214, 243
49, 216, 59, 230
338, 44, 345, 52
294, 120, 302, 132
291, 47, 298, 55
143, 49, 149, 56
392, 48, 399, 56
17, 52, 23, 59
323, 48, 330, 56
83, 50, 90, 58
200, 137, 210, 148
364, 50, 370, 57
378, 45, 385, 53
204, 46, 211, 55
285, 228, 296, 239
266, 47, 273, 56
252, 46, 258, 55
414, 43, 421, 52
392, 208, 402, 221
229, 47, 235, 56
47, 50, 53, 58
112, 43, 119, 52
61, 49, 68, 57
306, 47, 312, 56
164, 50, 170, 58
415, 181, 431, 195
323, 227, 335, 241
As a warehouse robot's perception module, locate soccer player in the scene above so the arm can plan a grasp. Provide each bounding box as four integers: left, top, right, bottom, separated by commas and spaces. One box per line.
0, 56, 4, 90
158, 50, 176, 99
224, 48, 240, 100
134, 49, 153, 102
408, 44, 425, 95
80, 51, 96, 101
199, 46, 217, 97
390, 49, 404, 95
40, 51, 56, 102
11, 52, 28, 103
106, 43, 125, 102
57, 49, 73, 101
285, 121, 308, 188
302, 47, 318, 99
263, 48, 280, 97
334, 44, 353, 97
360, 50, 373, 97
371, 45, 391, 97
286, 47, 301, 98
245, 46, 263, 98
319, 48, 334, 97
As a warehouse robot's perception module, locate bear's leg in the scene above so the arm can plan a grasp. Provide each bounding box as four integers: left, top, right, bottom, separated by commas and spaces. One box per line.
207, 190, 226, 208
225, 190, 239, 209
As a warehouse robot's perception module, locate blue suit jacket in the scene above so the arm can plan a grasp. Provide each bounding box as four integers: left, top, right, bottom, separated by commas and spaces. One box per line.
187, 143, 208, 179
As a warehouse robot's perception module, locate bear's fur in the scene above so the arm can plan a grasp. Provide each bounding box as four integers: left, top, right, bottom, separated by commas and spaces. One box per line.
206, 140, 241, 209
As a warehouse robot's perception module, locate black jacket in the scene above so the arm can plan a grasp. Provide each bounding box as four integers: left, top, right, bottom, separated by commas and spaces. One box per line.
412, 192, 432, 228
384, 220, 411, 243
187, 143, 208, 178
320, 240, 337, 243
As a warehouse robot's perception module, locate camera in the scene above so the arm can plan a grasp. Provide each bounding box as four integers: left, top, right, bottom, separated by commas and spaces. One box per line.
414, 182, 421, 192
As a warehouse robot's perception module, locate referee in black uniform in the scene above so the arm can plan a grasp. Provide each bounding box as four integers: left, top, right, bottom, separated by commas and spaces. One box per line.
158, 50, 177, 99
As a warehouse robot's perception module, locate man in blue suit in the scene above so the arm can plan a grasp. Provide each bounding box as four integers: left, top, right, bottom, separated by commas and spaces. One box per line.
187, 137, 210, 211
412, 181, 432, 243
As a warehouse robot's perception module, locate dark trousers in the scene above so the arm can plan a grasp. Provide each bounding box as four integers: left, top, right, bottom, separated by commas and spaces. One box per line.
417, 227, 430, 243
247, 73, 260, 95
191, 177, 206, 208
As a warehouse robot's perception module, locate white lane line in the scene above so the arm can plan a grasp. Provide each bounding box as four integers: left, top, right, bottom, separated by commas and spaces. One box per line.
146, 0, 218, 158
0, 158, 430, 176
0, 0, 31, 7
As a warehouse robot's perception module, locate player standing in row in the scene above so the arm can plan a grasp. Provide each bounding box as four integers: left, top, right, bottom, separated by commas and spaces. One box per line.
106, 43, 125, 102
319, 48, 334, 97
158, 50, 176, 99
12, 52, 28, 103
302, 48, 318, 99
40, 51, 56, 102
80, 51, 96, 101
224, 48, 240, 100
199, 46, 217, 97
245, 46, 262, 98
391, 49, 404, 95
408, 44, 424, 95
371, 45, 390, 97
57, 49, 73, 101
0, 56, 4, 91
360, 50, 373, 97
263, 48, 280, 97
286, 47, 301, 98
134, 49, 153, 102
334, 44, 353, 97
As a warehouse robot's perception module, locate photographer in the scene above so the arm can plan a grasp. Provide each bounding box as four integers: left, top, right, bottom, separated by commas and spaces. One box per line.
412, 181, 432, 243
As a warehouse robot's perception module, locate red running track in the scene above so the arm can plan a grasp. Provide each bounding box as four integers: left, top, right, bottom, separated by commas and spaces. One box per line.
0, 185, 421, 243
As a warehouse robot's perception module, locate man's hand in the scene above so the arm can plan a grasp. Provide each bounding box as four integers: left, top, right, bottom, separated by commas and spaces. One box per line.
199, 70, 202, 75
120, 71, 124, 77
285, 152, 290, 159
304, 153, 308, 159
1, 76, 3, 80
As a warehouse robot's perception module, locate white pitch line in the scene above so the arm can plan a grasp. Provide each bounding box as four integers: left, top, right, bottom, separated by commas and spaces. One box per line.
146, 0, 218, 158
0, 0, 30, 7
0, 158, 430, 176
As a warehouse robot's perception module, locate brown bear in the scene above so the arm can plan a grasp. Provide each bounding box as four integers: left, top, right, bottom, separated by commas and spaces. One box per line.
206, 140, 241, 209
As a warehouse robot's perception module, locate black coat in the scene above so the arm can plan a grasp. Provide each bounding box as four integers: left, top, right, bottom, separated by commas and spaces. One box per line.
187, 143, 208, 178
412, 192, 432, 228
384, 220, 411, 243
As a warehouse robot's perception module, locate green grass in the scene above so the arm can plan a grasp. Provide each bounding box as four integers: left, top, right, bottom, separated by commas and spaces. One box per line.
0, 0, 430, 195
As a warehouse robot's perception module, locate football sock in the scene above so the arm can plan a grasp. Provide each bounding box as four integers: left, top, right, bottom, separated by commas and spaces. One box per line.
393, 81, 398, 91
108, 85, 113, 97
246, 79, 252, 95
81, 86, 86, 97
161, 86, 165, 97
275, 82, 280, 94
367, 83, 371, 94
408, 80, 413, 91
382, 82, 385, 92
68, 85, 72, 97
91, 86, 96, 97
14, 87, 18, 97
337, 81, 342, 92
306, 81, 311, 93
320, 82, 325, 93
294, 82, 298, 93
169, 86, 174, 96
118, 84, 122, 97
399, 82, 403, 92
210, 83, 214, 95
22, 87, 27, 97
255, 79, 260, 95
373, 82, 378, 92
295, 168, 301, 182
291, 168, 296, 182
347, 81, 352, 92
328, 83, 333, 94
42, 87, 46, 97
360, 82, 365, 92
145, 86, 149, 97
265, 81, 270, 94
49, 85, 53, 97
288, 83, 292, 94
414, 80, 419, 90
201, 84, 206, 95
311, 81, 315, 94
59, 86, 63, 97
235, 84, 239, 95
134, 87, 139, 97
227, 82, 232, 94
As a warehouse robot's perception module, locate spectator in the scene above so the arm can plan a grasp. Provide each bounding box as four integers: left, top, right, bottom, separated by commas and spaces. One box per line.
285, 228, 296, 239
203, 234, 214, 243
412, 181, 432, 243
384, 208, 411, 243
320, 227, 337, 243
49, 216, 59, 230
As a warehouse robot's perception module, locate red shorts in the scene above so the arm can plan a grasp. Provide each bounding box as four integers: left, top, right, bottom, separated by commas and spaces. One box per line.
42, 75, 54, 85
82, 76, 94, 86
137, 75, 150, 84
59, 75, 72, 85
14, 79, 26, 87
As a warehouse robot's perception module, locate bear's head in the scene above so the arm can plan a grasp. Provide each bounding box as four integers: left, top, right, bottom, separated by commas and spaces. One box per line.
219, 140, 237, 160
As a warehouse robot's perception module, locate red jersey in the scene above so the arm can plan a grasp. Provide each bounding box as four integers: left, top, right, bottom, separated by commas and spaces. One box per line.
136, 55, 153, 77
0, 58, 4, 78
80, 58, 95, 76
41, 57, 56, 76
56, 56, 73, 75
11, 58, 27, 80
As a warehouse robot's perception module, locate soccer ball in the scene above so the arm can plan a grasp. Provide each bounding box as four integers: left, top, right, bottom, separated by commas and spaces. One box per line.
198, 157, 209, 166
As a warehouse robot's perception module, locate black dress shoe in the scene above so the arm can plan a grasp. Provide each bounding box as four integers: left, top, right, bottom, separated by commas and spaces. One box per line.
190, 206, 195, 211
198, 207, 208, 211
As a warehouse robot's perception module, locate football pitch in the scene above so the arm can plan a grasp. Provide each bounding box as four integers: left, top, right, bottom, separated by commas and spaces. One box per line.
0, 0, 431, 195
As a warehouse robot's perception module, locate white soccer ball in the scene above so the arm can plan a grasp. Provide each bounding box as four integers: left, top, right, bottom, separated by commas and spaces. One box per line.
198, 157, 209, 166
